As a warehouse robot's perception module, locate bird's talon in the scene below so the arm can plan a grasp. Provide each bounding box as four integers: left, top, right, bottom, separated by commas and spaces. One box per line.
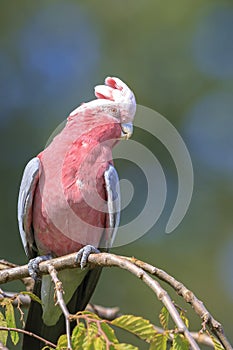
28, 254, 52, 280
76, 245, 100, 269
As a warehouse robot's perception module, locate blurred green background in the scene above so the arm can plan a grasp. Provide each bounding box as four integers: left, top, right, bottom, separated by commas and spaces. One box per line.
1, 1, 233, 348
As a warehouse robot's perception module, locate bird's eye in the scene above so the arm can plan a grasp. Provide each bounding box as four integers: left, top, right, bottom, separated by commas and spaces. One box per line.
111, 107, 117, 113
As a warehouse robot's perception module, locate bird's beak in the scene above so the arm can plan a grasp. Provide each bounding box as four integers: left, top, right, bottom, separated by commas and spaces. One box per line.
120, 122, 133, 140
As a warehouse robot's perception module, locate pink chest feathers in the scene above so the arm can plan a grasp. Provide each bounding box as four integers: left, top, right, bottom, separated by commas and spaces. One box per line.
32, 121, 121, 256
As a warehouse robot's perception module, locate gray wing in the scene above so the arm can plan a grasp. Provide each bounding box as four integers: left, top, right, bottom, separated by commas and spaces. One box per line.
17, 157, 40, 259
102, 164, 120, 249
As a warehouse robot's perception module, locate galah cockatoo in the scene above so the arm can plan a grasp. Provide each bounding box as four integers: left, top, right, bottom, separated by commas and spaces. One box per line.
18, 77, 136, 348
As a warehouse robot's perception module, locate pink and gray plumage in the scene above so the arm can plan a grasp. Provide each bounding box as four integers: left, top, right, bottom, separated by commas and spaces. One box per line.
17, 77, 136, 348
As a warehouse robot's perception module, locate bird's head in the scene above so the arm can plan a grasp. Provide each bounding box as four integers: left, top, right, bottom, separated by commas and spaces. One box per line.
69, 77, 136, 140
94, 77, 136, 140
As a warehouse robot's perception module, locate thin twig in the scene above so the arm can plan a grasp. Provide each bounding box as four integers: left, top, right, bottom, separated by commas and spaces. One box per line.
0, 326, 56, 348
0, 287, 120, 321
191, 332, 215, 348
126, 257, 232, 350
0, 289, 31, 307
87, 253, 200, 350
0, 260, 34, 292
47, 264, 72, 350
151, 325, 215, 348
0, 289, 216, 349
0, 341, 9, 350
0, 252, 231, 349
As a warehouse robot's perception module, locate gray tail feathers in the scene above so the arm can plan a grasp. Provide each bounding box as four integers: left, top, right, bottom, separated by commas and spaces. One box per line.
22, 267, 102, 349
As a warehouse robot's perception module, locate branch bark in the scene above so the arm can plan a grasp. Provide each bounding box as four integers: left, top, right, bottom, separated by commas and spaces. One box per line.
125, 257, 232, 350
47, 264, 72, 350
0, 252, 231, 349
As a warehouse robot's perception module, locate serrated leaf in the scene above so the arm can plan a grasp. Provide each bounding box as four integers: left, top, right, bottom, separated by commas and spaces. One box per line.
21, 291, 42, 304
82, 335, 95, 350
82, 322, 100, 349
113, 343, 138, 350
56, 334, 68, 349
159, 307, 169, 330
149, 333, 167, 350
210, 334, 225, 350
180, 312, 189, 329
72, 323, 87, 349
171, 334, 189, 350
101, 322, 119, 344
0, 311, 8, 345
111, 315, 157, 342
5, 301, 19, 345
92, 336, 106, 350
88, 322, 99, 336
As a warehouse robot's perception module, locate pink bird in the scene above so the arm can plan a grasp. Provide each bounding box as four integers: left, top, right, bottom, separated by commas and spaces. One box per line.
18, 77, 136, 348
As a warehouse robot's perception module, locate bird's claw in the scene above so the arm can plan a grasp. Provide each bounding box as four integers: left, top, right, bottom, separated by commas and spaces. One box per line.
28, 254, 52, 280
76, 245, 100, 269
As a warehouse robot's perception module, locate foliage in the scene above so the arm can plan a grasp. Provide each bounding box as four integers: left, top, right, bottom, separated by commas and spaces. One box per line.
0, 298, 19, 346
0, 295, 226, 349
53, 307, 220, 350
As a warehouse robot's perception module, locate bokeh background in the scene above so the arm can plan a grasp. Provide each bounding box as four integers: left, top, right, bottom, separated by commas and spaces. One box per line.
1, 1, 233, 348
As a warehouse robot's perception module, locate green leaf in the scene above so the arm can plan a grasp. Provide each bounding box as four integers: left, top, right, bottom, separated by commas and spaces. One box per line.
82, 322, 99, 349
209, 334, 225, 350
100, 322, 119, 344
0, 298, 10, 307
56, 334, 68, 349
72, 323, 87, 349
82, 336, 95, 350
113, 343, 138, 350
88, 322, 99, 336
180, 312, 189, 329
111, 315, 157, 342
171, 334, 189, 350
149, 333, 167, 350
159, 307, 169, 330
92, 336, 106, 350
0, 311, 8, 346
21, 291, 42, 304
5, 301, 19, 345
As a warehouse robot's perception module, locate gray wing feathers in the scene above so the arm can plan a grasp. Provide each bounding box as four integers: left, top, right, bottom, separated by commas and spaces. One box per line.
103, 164, 120, 249
18, 157, 40, 258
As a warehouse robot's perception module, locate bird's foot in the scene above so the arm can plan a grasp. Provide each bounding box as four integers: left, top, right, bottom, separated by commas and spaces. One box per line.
28, 254, 52, 280
76, 245, 100, 269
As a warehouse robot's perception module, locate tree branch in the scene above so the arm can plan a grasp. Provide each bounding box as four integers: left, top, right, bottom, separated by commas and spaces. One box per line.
0, 260, 33, 292
0, 289, 217, 348
0, 290, 31, 308
0, 327, 56, 348
125, 257, 232, 350
0, 252, 231, 349
87, 253, 200, 350
47, 264, 72, 350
